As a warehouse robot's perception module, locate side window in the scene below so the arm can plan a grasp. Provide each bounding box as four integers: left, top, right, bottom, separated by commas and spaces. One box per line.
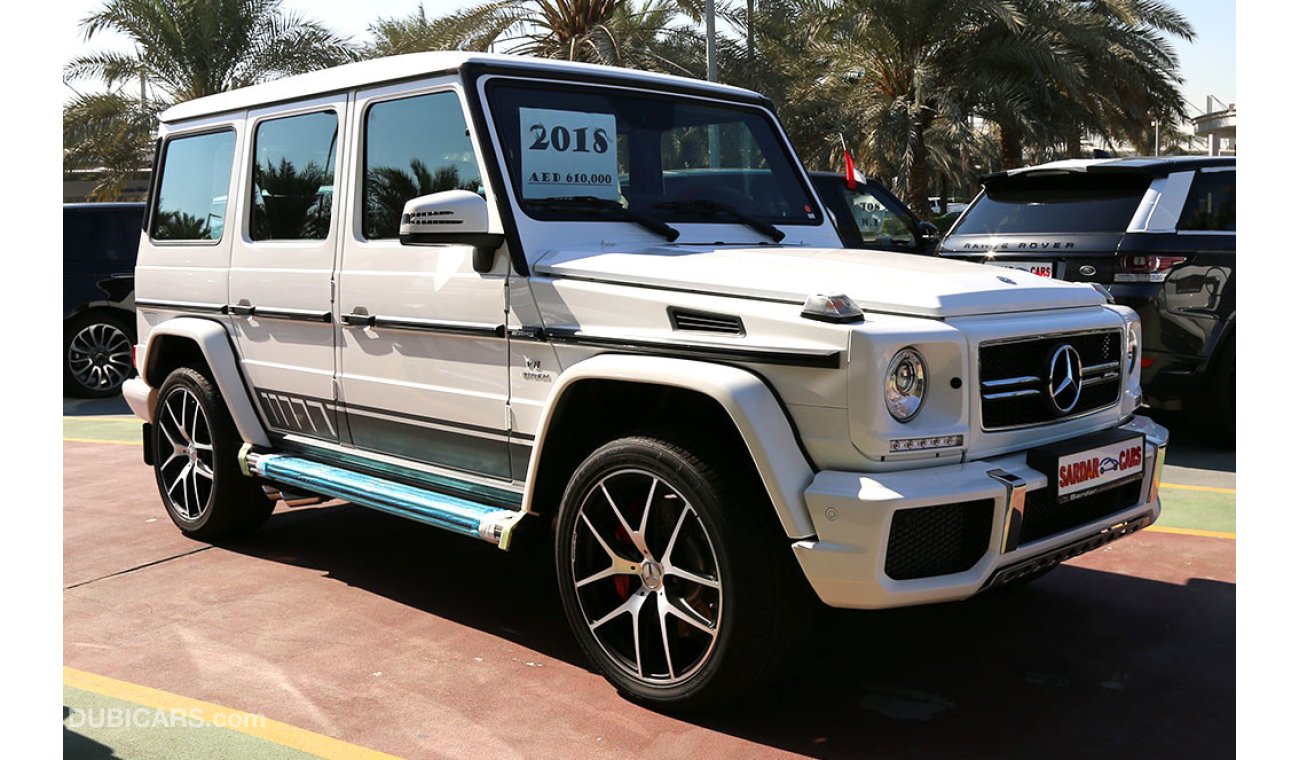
1178, 170, 1235, 231
250, 111, 338, 241
152, 131, 236, 242
363, 91, 482, 239
847, 187, 916, 248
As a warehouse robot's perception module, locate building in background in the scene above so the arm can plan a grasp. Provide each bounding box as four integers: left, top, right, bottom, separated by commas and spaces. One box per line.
1193, 96, 1236, 156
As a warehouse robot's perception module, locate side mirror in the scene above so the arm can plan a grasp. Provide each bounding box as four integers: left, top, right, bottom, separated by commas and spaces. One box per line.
399, 190, 506, 273
917, 220, 941, 242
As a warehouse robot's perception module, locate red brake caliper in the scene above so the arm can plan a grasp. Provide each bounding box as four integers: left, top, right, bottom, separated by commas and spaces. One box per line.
612, 522, 636, 600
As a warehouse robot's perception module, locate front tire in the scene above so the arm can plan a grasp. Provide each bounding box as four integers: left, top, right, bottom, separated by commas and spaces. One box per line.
152, 366, 271, 540
555, 435, 806, 710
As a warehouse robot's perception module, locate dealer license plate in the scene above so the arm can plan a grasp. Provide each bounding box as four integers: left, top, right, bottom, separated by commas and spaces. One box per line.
1054, 434, 1145, 501
997, 260, 1055, 278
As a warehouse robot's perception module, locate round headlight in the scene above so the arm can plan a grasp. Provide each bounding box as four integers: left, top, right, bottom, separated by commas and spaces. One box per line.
1126, 324, 1140, 374
885, 348, 927, 422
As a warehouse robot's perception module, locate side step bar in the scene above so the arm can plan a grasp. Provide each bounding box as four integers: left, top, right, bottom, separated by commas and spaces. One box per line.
242, 450, 525, 549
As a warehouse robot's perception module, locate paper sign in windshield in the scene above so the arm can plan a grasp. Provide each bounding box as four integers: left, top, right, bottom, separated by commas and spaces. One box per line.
520, 108, 619, 200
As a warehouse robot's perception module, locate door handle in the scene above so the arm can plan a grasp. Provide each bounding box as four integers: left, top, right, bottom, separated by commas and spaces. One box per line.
229, 303, 255, 316
341, 311, 374, 327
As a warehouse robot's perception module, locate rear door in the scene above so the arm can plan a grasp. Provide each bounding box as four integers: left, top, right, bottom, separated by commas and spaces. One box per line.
228, 96, 346, 443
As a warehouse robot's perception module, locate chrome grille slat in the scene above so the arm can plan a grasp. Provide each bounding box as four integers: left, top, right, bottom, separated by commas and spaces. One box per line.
979, 330, 1123, 430
984, 389, 1042, 400
981, 375, 1039, 389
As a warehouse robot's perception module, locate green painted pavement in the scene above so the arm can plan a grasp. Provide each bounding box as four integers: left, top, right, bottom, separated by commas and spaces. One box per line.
64, 416, 141, 444
64, 686, 317, 760
1156, 488, 1236, 534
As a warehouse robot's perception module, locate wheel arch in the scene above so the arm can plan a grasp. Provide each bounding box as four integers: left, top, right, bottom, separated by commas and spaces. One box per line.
521, 354, 817, 539
139, 317, 270, 447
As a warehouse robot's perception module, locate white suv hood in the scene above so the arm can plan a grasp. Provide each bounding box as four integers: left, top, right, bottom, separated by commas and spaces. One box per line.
534, 246, 1104, 318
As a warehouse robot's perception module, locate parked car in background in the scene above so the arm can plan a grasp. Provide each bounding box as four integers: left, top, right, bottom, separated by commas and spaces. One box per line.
929, 197, 968, 216
64, 202, 145, 398
810, 171, 940, 253
938, 156, 1235, 445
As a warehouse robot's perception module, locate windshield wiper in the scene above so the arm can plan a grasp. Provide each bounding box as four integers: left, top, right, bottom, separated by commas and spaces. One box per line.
529, 196, 680, 242
653, 198, 786, 243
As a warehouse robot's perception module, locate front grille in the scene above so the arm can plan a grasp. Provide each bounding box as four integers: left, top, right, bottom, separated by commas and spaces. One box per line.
1020, 479, 1144, 544
979, 330, 1122, 429
885, 499, 994, 580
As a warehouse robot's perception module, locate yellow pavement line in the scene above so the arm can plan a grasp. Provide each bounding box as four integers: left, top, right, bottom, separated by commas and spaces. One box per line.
64, 667, 399, 760
1148, 525, 1236, 540
1162, 482, 1235, 495
64, 437, 139, 446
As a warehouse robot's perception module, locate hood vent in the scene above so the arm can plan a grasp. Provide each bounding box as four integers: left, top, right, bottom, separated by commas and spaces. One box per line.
668, 307, 745, 336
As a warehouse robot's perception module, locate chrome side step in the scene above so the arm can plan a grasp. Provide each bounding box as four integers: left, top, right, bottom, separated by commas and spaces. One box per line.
242, 450, 525, 549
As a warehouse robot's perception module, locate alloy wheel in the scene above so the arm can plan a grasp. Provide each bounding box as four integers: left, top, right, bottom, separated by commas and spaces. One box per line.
570, 468, 723, 685
157, 386, 216, 521
68, 322, 133, 392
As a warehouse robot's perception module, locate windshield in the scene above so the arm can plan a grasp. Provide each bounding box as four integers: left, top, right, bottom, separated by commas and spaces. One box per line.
950, 173, 1149, 235
486, 81, 822, 227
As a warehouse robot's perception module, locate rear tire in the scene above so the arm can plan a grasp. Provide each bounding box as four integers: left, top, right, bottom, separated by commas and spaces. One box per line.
152, 366, 272, 540
554, 435, 807, 711
64, 310, 135, 398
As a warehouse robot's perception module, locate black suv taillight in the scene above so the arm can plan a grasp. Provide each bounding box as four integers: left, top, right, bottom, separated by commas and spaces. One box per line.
1114, 254, 1187, 283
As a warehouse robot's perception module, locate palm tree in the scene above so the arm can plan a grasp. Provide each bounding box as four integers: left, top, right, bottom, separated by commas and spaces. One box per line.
365, 0, 705, 77
971, 0, 1193, 168
793, 0, 1031, 215
66, 0, 357, 102
64, 0, 357, 200
62, 92, 157, 200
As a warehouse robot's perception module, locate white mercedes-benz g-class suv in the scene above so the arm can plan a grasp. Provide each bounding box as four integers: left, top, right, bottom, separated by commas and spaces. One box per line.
123, 52, 1168, 709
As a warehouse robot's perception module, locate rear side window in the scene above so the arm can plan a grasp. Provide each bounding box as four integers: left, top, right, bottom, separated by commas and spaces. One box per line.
951, 173, 1149, 235
152, 130, 236, 242
250, 111, 338, 241
363, 92, 482, 239
1178, 170, 1235, 231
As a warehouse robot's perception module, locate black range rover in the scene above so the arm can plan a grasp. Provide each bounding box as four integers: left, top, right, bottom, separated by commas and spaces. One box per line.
938, 156, 1235, 445
64, 202, 145, 398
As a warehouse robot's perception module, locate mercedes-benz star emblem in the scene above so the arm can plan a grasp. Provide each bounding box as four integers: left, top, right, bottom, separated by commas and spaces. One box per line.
1047, 344, 1084, 414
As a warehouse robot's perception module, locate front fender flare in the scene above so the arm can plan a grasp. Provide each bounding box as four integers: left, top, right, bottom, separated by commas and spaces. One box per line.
523, 354, 817, 539
140, 317, 270, 447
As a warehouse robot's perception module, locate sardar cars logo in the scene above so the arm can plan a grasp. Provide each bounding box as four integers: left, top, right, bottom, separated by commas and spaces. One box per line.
1059, 444, 1144, 490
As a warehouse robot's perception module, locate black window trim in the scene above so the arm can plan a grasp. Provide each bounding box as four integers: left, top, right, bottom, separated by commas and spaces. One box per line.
148, 126, 239, 246
478, 74, 827, 229
246, 106, 341, 244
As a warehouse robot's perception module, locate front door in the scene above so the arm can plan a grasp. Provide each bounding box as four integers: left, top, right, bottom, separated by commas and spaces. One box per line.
335, 81, 512, 479
228, 95, 346, 443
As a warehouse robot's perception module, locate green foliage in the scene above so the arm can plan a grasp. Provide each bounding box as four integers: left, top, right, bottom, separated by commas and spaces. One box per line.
62, 92, 158, 200
66, 0, 358, 102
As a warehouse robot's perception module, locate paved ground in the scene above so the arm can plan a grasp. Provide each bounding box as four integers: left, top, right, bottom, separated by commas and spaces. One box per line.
63, 398, 1235, 758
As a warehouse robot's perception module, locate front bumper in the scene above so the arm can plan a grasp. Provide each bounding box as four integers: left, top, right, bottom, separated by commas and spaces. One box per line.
122, 376, 156, 423
792, 416, 1168, 609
